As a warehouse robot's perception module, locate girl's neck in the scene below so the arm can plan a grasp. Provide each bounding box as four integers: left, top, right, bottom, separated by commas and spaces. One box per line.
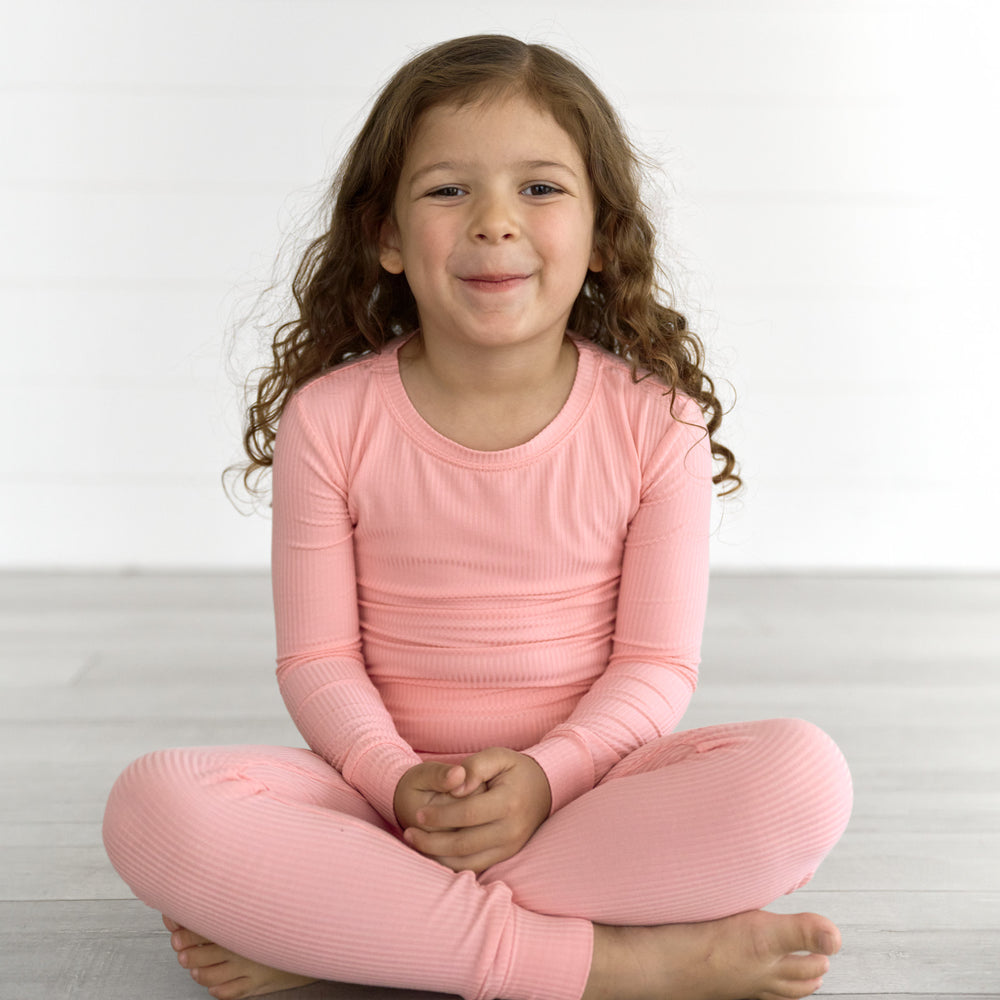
399, 330, 575, 401
397, 331, 579, 451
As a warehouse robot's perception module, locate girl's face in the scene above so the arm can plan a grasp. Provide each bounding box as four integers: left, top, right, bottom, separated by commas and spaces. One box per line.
379, 93, 602, 356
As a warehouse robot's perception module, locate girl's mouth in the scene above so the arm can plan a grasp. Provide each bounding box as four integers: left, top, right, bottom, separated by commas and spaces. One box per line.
460, 274, 530, 292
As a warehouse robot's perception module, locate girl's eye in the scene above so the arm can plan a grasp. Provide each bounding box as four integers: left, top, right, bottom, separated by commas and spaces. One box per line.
523, 183, 562, 197
429, 186, 465, 198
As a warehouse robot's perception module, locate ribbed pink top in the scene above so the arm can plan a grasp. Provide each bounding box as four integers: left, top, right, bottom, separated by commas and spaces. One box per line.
271, 333, 713, 826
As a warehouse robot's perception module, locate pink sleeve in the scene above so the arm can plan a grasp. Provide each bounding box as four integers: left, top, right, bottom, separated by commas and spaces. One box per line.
271, 390, 422, 827
524, 398, 712, 813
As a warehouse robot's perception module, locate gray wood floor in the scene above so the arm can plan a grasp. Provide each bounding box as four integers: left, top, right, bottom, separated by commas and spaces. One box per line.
1, 572, 997, 1000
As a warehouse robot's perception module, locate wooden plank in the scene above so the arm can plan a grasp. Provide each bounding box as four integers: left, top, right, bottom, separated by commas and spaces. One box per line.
0, 719, 305, 764
0, 679, 285, 721
767, 891, 1000, 996
2, 845, 123, 902
0, 899, 456, 1000
805, 832, 1000, 893
3, 895, 999, 1000
0, 650, 91, 686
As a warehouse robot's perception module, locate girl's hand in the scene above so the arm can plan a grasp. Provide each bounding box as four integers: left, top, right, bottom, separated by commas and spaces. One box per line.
393, 761, 469, 832
401, 748, 552, 874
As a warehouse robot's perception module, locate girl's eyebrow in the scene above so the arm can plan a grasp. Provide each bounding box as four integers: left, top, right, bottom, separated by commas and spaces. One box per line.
408, 159, 580, 186
408, 161, 460, 186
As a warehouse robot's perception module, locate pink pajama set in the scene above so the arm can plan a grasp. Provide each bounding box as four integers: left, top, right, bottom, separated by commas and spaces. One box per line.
103, 335, 853, 1000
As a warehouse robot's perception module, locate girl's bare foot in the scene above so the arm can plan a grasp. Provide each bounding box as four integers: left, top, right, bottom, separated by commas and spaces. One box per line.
583, 909, 841, 1000
162, 916, 317, 999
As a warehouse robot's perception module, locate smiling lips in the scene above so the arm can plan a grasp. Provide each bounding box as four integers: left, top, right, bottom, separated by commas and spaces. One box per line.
460, 273, 531, 292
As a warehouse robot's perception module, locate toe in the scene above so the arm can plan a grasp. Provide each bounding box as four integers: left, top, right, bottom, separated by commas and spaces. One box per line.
207, 976, 252, 1000
162, 914, 182, 933
182, 943, 231, 970
760, 973, 825, 1000
777, 952, 830, 981
760, 985, 823, 1000
800, 913, 840, 955
172, 927, 213, 951
772, 912, 840, 957
191, 960, 242, 989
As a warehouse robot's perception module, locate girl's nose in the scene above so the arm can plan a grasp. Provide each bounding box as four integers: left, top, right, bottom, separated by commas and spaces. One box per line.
470, 195, 519, 243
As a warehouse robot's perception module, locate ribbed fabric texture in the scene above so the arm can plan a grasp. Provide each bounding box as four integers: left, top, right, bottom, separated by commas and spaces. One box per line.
102, 335, 854, 999
102, 721, 852, 999
103, 743, 594, 1000
271, 334, 712, 823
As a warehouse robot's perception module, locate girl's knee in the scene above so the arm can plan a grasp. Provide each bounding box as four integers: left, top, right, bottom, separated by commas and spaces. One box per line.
104, 745, 276, 836
774, 718, 851, 793
102, 745, 370, 879
732, 719, 852, 897
103, 748, 205, 862
103, 745, 282, 911
762, 717, 853, 847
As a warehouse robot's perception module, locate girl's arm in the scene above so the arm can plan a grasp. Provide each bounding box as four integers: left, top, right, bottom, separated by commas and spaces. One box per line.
524, 396, 713, 814
271, 390, 423, 827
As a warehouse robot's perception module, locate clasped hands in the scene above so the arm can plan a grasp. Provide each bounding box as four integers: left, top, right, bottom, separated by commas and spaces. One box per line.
393, 747, 552, 874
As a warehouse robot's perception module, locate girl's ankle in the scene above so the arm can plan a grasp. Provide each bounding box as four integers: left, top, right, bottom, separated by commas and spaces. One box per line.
581, 925, 623, 1000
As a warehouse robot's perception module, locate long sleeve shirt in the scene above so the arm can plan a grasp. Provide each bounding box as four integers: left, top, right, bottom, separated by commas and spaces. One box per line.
271, 333, 713, 827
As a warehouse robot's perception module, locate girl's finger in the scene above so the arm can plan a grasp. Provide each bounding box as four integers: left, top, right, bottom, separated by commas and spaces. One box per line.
405, 819, 501, 860
457, 748, 510, 791
428, 763, 466, 793
431, 834, 526, 874
432, 849, 504, 875
417, 787, 502, 831
450, 773, 486, 797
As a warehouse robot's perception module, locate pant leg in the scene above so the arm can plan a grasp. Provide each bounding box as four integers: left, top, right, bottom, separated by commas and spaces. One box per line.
102, 744, 591, 1000
482, 718, 852, 924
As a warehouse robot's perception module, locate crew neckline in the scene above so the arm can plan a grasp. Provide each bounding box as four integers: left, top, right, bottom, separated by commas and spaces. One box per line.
376, 333, 600, 468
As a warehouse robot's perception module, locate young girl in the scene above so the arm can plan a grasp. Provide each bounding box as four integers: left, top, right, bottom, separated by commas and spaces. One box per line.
104, 34, 852, 1000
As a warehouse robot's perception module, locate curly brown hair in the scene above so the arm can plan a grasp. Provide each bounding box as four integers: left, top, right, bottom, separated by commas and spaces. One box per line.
238, 34, 740, 496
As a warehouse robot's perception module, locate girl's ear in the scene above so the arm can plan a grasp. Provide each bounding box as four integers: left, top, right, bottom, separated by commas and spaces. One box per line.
588, 243, 604, 273
379, 219, 404, 274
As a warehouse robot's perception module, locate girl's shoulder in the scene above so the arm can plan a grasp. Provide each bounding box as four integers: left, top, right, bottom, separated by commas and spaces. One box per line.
576, 338, 711, 492
292, 349, 380, 406
285, 338, 405, 429
575, 336, 705, 430
278, 344, 395, 457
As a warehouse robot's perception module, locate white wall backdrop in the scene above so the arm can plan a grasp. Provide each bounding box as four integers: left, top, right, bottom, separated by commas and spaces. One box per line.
2, 0, 998, 570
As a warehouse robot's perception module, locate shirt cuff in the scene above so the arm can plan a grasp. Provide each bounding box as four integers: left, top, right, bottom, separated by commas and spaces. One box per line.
344, 741, 424, 829
523, 733, 596, 814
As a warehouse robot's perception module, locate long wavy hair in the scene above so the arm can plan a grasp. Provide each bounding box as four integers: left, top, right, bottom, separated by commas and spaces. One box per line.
238, 34, 740, 496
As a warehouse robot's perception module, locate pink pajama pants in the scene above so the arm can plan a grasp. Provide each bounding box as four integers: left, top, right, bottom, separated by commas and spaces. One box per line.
103, 718, 852, 1000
